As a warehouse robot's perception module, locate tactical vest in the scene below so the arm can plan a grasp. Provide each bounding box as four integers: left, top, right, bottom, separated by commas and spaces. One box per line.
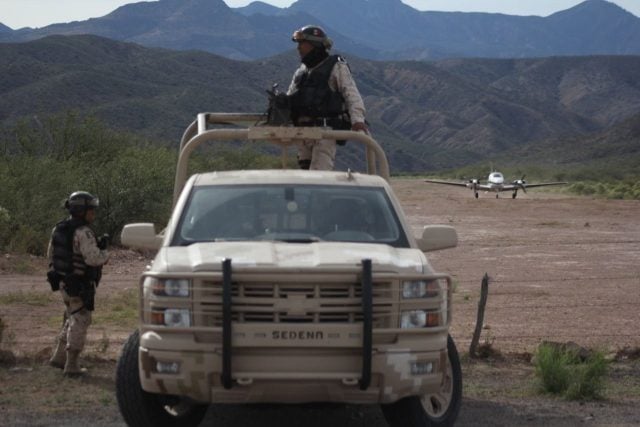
51, 218, 88, 277
289, 55, 348, 122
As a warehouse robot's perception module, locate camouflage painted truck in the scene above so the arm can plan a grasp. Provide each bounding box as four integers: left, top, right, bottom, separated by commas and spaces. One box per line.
115, 113, 462, 427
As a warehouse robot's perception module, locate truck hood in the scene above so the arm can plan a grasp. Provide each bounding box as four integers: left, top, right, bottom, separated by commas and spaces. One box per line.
155, 242, 426, 274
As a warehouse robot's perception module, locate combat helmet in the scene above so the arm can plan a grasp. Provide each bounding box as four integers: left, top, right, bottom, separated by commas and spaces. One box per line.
65, 191, 99, 215
291, 25, 333, 50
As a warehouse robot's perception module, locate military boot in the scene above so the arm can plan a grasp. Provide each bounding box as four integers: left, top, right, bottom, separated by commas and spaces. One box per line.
63, 350, 88, 377
48, 339, 66, 369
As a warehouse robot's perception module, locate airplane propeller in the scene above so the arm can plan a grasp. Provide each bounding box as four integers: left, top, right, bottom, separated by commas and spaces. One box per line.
512, 175, 527, 193
467, 178, 481, 192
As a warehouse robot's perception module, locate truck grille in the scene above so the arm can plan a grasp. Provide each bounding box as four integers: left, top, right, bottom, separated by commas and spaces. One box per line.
193, 280, 395, 328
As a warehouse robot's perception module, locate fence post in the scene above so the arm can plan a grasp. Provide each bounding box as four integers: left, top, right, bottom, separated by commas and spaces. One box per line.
470, 273, 490, 358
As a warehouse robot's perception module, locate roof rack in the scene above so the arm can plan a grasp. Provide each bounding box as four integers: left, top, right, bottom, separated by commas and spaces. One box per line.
174, 112, 390, 205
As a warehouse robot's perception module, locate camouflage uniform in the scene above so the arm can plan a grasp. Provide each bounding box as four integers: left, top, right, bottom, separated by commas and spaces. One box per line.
287, 59, 366, 171
47, 224, 108, 369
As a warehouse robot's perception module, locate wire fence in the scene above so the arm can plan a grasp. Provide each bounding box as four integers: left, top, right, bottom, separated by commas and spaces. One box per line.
453, 271, 640, 354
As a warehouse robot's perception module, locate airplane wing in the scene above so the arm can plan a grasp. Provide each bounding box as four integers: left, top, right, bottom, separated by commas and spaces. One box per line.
424, 179, 469, 188
520, 182, 568, 189
502, 182, 568, 190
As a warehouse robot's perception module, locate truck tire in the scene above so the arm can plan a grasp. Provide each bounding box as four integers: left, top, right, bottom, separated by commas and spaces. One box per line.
116, 330, 208, 427
381, 334, 462, 427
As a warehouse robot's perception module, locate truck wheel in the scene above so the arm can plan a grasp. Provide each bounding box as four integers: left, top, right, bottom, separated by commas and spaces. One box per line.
116, 330, 208, 427
381, 334, 462, 427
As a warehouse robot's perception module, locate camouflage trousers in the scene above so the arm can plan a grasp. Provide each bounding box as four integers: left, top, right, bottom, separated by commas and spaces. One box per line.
55, 287, 92, 352
298, 139, 337, 171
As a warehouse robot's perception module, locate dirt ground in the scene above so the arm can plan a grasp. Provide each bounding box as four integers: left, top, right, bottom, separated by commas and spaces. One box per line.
1, 177, 639, 426
398, 179, 640, 354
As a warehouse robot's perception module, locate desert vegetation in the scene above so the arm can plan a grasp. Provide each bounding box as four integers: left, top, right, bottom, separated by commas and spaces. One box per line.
0, 112, 280, 255
534, 342, 609, 400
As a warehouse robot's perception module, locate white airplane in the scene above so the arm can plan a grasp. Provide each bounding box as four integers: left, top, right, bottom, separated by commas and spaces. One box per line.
424, 171, 568, 199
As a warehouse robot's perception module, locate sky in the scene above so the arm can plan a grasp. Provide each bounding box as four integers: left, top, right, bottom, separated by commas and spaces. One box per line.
1, 0, 639, 29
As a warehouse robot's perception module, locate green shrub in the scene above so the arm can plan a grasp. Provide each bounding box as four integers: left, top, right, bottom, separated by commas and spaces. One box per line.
0, 112, 283, 253
565, 351, 608, 400
535, 344, 574, 394
7, 225, 44, 255
534, 343, 608, 400
566, 181, 640, 200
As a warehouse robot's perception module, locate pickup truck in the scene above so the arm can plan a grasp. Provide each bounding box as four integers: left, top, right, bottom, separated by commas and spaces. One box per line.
115, 113, 462, 427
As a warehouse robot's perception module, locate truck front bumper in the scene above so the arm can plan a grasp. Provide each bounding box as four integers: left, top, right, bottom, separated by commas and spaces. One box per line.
139, 330, 449, 404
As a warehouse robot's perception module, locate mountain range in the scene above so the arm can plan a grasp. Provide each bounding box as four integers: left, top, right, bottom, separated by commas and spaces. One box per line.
1, 35, 639, 172
1, 0, 640, 61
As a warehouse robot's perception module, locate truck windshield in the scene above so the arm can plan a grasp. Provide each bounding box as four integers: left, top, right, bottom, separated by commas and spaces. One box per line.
172, 184, 409, 248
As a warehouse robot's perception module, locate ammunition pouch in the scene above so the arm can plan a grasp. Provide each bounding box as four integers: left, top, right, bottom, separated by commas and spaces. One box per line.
86, 266, 102, 288
62, 274, 85, 297
79, 283, 96, 312
63, 275, 96, 311
328, 116, 351, 146
46, 269, 62, 292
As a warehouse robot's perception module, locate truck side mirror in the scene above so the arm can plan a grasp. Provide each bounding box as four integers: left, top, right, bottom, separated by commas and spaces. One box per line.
416, 225, 458, 252
121, 223, 162, 250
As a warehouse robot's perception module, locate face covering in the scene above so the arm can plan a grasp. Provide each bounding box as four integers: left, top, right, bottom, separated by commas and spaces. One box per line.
302, 47, 329, 68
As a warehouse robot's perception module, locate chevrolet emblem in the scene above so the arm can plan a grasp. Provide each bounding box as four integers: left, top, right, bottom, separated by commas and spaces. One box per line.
274, 294, 319, 316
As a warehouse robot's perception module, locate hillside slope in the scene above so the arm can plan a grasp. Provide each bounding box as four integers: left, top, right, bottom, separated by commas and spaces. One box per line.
1, 35, 640, 171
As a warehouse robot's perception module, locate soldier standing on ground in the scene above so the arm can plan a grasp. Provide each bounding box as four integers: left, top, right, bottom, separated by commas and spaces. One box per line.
47, 191, 109, 376
287, 25, 368, 171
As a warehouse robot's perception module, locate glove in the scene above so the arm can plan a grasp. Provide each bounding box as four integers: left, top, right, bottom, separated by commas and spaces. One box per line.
97, 234, 110, 250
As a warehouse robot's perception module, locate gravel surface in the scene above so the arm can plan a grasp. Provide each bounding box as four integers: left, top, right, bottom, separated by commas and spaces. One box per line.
1, 178, 639, 426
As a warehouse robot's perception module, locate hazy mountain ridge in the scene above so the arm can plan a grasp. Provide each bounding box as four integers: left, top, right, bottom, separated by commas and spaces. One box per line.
1, 0, 639, 61
2, 35, 639, 171
236, 1, 282, 16
0, 0, 373, 61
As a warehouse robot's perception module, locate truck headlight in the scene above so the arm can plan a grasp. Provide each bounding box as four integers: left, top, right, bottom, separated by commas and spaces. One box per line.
163, 279, 190, 297
400, 310, 440, 328
402, 280, 440, 299
146, 277, 190, 297
152, 308, 191, 327
401, 310, 426, 328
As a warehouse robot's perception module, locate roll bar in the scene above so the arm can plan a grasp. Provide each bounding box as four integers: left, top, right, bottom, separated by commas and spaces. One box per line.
173, 113, 391, 206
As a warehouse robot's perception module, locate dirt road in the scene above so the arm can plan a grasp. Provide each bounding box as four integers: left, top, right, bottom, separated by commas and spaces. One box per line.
1, 178, 639, 426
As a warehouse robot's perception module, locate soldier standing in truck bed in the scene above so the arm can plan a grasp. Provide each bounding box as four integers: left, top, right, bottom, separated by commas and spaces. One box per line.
287, 25, 368, 171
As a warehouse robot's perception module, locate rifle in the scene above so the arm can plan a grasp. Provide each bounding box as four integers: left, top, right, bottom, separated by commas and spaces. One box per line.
265, 83, 292, 126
